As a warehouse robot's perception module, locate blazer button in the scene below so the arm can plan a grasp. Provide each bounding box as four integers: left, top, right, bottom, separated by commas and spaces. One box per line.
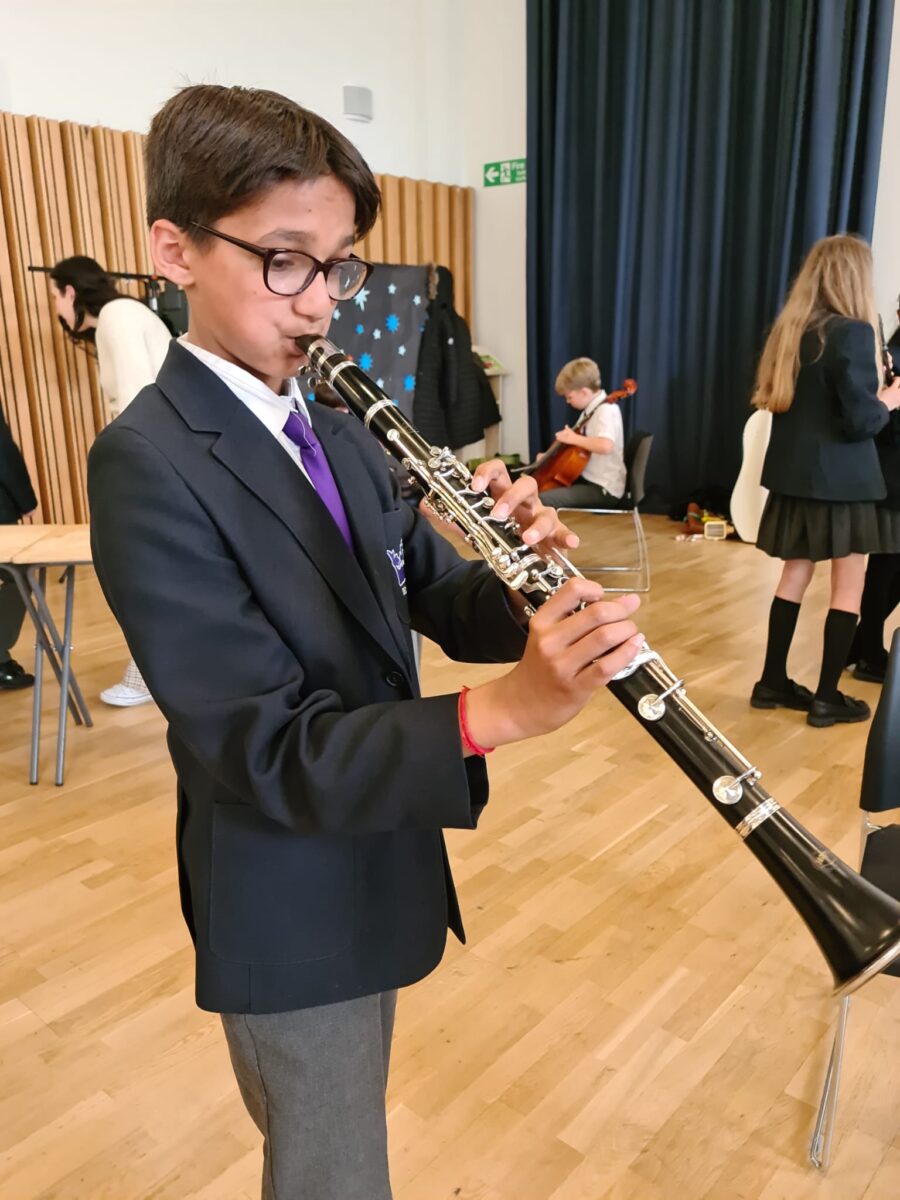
385, 670, 406, 688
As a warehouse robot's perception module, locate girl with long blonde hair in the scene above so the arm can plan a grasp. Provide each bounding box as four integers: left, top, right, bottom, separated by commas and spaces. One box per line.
750, 234, 900, 727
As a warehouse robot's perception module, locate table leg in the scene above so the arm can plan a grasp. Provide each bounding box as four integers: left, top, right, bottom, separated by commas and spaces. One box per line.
25, 566, 91, 728
4, 565, 79, 725
55, 566, 77, 786
29, 570, 44, 786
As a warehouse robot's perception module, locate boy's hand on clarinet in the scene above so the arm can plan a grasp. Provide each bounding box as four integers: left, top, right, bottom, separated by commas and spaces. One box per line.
470, 460, 579, 554
880, 377, 900, 410
464, 578, 643, 749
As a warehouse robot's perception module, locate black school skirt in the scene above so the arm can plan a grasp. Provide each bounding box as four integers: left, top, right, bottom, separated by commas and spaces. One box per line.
756, 493, 900, 561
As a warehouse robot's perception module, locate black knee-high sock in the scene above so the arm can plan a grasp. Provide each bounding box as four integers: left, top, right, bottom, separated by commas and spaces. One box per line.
760, 597, 801, 688
816, 609, 859, 702
857, 555, 895, 665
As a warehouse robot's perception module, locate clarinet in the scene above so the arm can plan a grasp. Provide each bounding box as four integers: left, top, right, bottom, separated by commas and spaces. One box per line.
298, 334, 900, 997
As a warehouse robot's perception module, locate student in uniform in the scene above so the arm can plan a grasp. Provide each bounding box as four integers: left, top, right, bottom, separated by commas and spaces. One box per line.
87, 84, 644, 1200
750, 235, 900, 727
538, 357, 627, 510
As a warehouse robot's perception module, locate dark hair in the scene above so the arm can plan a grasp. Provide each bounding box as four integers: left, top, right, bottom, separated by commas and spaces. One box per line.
145, 85, 381, 242
49, 255, 120, 335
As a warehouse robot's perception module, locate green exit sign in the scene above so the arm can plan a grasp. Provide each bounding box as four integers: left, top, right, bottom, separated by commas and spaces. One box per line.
484, 158, 527, 187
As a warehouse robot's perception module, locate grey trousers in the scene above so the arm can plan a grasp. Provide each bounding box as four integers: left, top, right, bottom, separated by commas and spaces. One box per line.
221, 991, 398, 1200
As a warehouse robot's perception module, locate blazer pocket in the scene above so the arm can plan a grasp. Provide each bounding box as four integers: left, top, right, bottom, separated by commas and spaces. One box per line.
209, 804, 354, 965
382, 508, 411, 623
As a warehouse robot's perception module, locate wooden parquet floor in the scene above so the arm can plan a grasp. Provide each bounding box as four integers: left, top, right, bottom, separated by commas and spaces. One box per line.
2, 514, 899, 1200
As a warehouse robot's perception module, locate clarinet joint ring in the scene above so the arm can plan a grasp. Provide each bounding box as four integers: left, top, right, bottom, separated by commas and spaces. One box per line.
735, 798, 781, 840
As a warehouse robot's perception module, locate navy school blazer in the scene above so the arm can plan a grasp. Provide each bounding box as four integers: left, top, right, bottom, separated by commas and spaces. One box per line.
761, 316, 888, 502
88, 341, 527, 1014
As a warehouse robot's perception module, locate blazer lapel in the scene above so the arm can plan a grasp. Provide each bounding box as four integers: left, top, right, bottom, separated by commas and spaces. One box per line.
156, 343, 405, 669
314, 411, 416, 674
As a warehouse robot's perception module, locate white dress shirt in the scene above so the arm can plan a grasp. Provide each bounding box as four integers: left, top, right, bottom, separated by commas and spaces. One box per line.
580, 391, 627, 498
179, 337, 314, 485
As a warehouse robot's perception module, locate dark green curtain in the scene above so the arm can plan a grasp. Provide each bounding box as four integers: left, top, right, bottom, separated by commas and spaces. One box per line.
527, 0, 895, 511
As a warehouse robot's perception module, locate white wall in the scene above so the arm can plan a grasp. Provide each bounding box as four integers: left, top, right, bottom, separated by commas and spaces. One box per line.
872, 0, 900, 337
0, 0, 463, 183
459, 0, 529, 459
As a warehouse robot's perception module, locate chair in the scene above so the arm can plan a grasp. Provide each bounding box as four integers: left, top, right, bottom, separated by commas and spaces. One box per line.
557, 431, 653, 593
809, 626, 900, 1170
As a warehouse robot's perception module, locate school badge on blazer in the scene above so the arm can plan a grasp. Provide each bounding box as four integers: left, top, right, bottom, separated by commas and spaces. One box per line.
386, 543, 406, 594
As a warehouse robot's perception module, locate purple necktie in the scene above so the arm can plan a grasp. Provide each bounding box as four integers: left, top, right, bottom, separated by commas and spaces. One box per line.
283, 408, 355, 552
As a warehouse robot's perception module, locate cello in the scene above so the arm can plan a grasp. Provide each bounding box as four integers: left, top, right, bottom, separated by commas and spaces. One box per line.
530, 378, 637, 493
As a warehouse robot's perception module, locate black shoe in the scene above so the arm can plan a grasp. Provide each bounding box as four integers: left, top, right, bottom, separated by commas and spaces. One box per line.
750, 678, 814, 711
852, 658, 887, 684
0, 658, 34, 690
807, 692, 871, 728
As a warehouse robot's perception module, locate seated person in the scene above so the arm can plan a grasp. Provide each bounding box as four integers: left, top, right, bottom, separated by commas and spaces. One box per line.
539, 357, 627, 509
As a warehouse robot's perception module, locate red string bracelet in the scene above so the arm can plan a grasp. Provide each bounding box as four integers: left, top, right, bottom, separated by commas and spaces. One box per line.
458, 685, 495, 756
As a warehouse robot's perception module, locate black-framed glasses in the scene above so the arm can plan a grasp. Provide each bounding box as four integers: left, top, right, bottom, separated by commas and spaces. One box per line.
189, 222, 373, 301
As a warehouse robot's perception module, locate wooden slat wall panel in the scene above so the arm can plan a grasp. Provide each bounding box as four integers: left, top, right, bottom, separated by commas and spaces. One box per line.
0, 207, 41, 518
433, 183, 452, 274
416, 181, 436, 264
93, 127, 143, 301
399, 177, 419, 263
61, 122, 105, 259
380, 175, 402, 263
449, 187, 468, 317
61, 122, 108, 432
1, 109, 474, 522
29, 116, 94, 521
124, 132, 151, 276
0, 113, 73, 521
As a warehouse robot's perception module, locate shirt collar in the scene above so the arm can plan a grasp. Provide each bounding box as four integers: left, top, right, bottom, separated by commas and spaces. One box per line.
178, 336, 311, 430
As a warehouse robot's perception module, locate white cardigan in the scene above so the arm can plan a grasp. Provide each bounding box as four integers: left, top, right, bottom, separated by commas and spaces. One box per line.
95, 298, 172, 419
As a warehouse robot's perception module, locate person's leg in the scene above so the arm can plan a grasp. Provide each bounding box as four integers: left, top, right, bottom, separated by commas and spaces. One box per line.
752, 560, 815, 709
221, 991, 398, 1200
100, 656, 153, 707
775, 557, 816, 604
540, 481, 614, 509
828, 552, 866, 615
888, 556, 900, 616
854, 554, 895, 676
808, 555, 870, 726
0, 576, 33, 690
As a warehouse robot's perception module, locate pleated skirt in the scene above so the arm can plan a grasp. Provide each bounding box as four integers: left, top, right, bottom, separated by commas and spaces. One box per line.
756, 493, 900, 561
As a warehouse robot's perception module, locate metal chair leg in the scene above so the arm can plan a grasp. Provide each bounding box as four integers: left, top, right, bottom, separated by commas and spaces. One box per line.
809, 995, 851, 1170
634, 507, 650, 592
557, 506, 651, 593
